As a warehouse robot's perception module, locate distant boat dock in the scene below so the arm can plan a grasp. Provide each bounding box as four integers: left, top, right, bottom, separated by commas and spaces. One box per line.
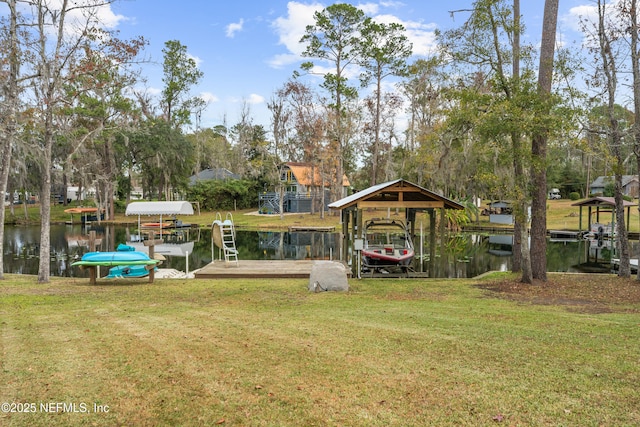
288, 225, 335, 232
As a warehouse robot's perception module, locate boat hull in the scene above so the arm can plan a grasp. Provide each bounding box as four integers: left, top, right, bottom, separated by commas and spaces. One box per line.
141, 222, 171, 228
362, 249, 414, 266
362, 219, 415, 271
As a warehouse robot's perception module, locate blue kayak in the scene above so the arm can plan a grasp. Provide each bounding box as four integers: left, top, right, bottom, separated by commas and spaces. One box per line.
106, 265, 157, 278
72, 251, 160, 267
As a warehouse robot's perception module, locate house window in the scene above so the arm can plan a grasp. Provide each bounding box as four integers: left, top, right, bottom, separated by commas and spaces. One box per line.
281, 170, 295, 183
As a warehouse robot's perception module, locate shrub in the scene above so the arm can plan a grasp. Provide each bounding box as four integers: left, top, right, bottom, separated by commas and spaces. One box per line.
569, 192, 580, 200
186, 179, 260, 211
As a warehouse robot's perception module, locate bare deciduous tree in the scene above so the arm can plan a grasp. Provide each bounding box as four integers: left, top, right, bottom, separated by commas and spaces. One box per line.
0, 0, 20, 280
24, 0, 127, 282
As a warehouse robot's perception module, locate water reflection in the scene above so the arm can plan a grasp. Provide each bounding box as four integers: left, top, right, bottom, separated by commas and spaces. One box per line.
256, 231, 338, 260
2, 224, 631, 279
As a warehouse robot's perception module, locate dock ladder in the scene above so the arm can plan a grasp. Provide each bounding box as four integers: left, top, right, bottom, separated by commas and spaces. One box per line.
212, 212, 238, 266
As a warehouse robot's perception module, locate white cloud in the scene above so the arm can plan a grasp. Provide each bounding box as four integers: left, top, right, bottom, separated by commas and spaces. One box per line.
200, 92, 219, 104
56, 0, 126, 29
228, 94, 265, 106
17, 0, 126, 37
247, 93, 265, 105
267, 53, 301, 69
563, 4, 598, 32
92, 2, 125, 29
188, 53, 203, 68
145, 87, 162, 96
562, 0, 629, 49
379, 0, 404, 8
226, 19, 244, 38
357, 2, 380, 15
403, 20, 438, 56
271, 1, 323, 57
271, 1, 439, 69
372, 13, 402, 25
372, 14, 438, 57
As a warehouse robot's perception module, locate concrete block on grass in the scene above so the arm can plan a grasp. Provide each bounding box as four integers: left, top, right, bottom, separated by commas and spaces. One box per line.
308, 261, 349, 292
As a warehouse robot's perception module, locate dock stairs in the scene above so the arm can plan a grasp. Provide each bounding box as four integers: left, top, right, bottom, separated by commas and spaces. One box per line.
212, 212, 238, 266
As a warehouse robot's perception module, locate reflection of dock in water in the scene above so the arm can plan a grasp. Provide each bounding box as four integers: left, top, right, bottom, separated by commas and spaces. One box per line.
549, 230, 582, 242
487, 234, 513, 256
288, 226, 335, 232
612, 258, 638, 273
258, 231, 339, 260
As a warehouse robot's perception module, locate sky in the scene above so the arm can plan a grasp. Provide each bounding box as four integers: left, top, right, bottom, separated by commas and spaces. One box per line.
24, 0, 604, 132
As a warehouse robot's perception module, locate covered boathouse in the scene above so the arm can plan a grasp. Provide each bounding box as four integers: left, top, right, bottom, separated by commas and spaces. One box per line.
328, 179, 465, 277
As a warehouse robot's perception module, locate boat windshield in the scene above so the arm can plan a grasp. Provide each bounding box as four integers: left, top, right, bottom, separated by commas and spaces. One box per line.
365, 222, 412, 249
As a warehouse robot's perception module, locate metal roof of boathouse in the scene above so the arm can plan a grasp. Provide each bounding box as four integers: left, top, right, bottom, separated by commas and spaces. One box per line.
328, 179, 464, 211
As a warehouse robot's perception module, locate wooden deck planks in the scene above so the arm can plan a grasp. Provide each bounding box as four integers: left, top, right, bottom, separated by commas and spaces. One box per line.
194, 260, 348, 279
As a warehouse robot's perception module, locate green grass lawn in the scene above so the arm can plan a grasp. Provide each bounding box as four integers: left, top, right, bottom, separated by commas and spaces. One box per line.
1, 273, 639, 426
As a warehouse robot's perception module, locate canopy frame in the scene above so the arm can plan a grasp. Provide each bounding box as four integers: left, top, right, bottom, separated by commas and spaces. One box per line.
125, 201, 194, 239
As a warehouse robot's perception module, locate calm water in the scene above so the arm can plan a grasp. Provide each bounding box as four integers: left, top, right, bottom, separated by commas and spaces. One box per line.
2, 224, 630, 279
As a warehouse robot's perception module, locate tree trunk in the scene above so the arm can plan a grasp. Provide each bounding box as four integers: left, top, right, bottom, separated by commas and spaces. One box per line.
38, 128, 53, 283
614, 171, 630, 277
371, 80, 382, 186
596, 0, 630, 277
629, 0, 640, 280
511, 0, 526, 276
519, 210, 532, 283
530, 0, 559, 281
106, 135, 116, 220
0, 144, 11, 281
0, 0, 19, 280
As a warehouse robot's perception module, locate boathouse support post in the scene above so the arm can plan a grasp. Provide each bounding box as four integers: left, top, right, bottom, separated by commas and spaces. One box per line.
407, 208, 417, 237
340, 208, 349, 267
440, 207, 447, 272
578, 206, 583, 233
429, 209, 436, 276
355, 208, 363, 276
349, 208, 358, 276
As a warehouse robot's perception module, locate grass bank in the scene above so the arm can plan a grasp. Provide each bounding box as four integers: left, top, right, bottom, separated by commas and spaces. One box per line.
1, 273, 639, 426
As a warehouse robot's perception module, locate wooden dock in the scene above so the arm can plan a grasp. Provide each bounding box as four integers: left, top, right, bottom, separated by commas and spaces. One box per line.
288, 225, 335, 232
612, 258, 638, 273
194, 260, 349, 279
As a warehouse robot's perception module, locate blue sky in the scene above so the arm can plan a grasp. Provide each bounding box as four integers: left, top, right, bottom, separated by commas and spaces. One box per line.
23, 0, 599, 131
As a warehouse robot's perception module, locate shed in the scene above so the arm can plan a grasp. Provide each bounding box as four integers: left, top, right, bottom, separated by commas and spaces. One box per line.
487, 200, 513, 225
328, 179, 464, 276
